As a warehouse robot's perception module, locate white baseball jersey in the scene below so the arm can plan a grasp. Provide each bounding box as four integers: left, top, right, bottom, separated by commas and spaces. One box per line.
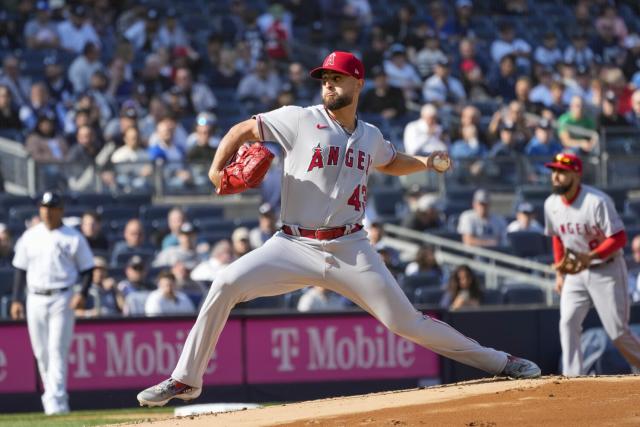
256, 105, 397, 228
13, 223, 95, 290
544, 184, 625, 264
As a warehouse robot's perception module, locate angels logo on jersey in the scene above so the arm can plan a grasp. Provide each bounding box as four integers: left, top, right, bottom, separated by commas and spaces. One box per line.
306, 144, 373, 173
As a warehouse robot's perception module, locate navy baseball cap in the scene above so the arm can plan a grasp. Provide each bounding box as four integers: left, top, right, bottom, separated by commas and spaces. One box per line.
39, 191, 63, 208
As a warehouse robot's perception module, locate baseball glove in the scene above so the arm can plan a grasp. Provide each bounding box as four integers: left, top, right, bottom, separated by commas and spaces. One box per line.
553, 249, 588, 275
217, 143, 274, 195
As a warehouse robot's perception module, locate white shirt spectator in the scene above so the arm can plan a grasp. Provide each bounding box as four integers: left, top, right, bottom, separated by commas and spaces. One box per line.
529, 84, 553, 106
124, 21, 161, 52
403, 118, 447, 156
457, 209, 507, 245
491, 38, 531, 67
297, 287, 347, 312
237, 72, 281, 105
422, 74, 466, 105
506, 219, 544, 233
24, 18, 59, 47
564, 46, 594, 69
534, 46, 563, 68
157, 24, 190, 49
144, 289, 195, 316
111, 146, 150, 163
383, 60, 421, 92
57, 21, 100, 54
68, 56, 103, 94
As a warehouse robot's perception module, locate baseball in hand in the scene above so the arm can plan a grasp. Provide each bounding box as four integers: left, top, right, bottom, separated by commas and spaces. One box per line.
431, 153, 451, 172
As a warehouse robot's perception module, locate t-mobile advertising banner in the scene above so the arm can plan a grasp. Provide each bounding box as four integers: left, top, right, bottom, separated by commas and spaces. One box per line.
245, 315, 440, 383
66, 319, 243, 390
0, 325, 37, 393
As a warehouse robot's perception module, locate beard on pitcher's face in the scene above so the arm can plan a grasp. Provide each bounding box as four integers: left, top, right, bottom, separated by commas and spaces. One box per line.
323, 91, 353, 111
552, 183, 572, 195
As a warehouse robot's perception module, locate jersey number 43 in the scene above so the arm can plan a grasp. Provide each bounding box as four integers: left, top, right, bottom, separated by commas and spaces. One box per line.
348, 184, 367, 211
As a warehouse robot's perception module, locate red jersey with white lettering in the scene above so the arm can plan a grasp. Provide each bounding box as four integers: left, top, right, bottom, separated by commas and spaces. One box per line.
544, 184, 625, 264
256, 105, 396, 228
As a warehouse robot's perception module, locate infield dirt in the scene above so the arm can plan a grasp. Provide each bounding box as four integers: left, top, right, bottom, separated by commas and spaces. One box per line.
116, 375, 640, 426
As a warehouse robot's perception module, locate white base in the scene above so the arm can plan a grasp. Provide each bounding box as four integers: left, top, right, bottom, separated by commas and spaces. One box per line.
174, 403, 262, 417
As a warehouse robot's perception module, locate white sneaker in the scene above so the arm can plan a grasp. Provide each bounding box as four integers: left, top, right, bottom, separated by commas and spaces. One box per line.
137, 378, 201, 407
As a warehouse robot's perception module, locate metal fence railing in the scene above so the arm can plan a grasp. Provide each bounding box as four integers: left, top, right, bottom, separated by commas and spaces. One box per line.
0, 137, 35, 195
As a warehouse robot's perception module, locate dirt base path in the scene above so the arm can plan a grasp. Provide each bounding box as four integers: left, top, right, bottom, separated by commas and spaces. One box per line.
117, 376, 640, 427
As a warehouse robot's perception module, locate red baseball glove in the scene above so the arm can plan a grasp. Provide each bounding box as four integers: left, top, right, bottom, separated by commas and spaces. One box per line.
217, 143, 274, 195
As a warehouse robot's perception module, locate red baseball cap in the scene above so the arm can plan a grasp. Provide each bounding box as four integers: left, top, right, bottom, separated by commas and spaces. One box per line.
309, 51, 365, 80
544, 152, 583, 174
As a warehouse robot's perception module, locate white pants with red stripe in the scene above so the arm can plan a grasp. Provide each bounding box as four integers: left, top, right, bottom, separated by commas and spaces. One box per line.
560, 256, 640, 376
172, 230, 509, 388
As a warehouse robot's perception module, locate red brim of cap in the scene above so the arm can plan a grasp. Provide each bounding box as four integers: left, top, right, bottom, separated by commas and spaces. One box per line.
309, 66, 357, 80
544, 162, 581, 174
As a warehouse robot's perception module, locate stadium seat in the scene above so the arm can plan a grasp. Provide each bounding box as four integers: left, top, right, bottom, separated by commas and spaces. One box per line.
139, 205, 173, 223
0, 194, 34, 212
184, 205, 224, 222
98, 206, 140, 222
199, 230, 233, 245
401, 272, 443, 293
413, 287, 444, 305
482, 288, 503, 305
369, 188, 406, 222
236, 295, 286, 310
501, 284, 546, 305
114, 193, 152, 207
72, 193, 116, 207
8, 206, 39, 227
506, 231, 550, 258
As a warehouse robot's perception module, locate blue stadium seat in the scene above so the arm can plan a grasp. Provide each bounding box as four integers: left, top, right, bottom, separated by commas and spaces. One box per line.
98, 206, 140, 222
114, 193, 152, 206
72, 193, 116, 207
401, 272, 443, 293
8, 206, 39, 227
184, 205, 224, 222
192, 218, 235, 232
502, 284, 545, 305
63, 205, 92, 218
236, 295, 286, 310
413, 287, 444, 305
506, 231, 550, 258
369, 188, 406, 222
482, 288, 503, 305
139, 205, 173, 222
0, 194, 34, 212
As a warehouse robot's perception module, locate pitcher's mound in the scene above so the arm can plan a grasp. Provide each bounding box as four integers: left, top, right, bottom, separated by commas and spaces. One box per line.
121, 376, 640, 426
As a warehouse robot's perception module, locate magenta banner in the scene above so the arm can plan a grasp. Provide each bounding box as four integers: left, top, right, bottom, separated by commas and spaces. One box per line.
0, 325, 37, 393
67, 319, 242, 390
245, 315, 440, 383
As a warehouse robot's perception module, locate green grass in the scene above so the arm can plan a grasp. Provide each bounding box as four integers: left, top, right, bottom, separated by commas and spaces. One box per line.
0, 407, 173, 427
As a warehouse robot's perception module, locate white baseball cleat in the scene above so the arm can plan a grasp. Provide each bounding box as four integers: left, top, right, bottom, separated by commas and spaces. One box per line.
137, 378, 202, 407
500, 355, 542, 379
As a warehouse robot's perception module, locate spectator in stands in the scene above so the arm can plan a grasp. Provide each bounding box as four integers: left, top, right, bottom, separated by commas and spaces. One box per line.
442, 0, 474, 40
506, 202, 543, 233
237, 58, 281, 113
595, 4, 628, 43
0, 223, 14, 267
110, 219, 152, 266
169, 66, 217, 115
57, 4, 100, 54
563, 65, 592, 105
25, 109, 69, 162
525, 119, 563, 179
153, 221, 199, 269
405, 244, 444, 280
0, 10, 19, 51
111, 126, 148, 163
297, 286, 347, 312
157, 8, 190, 50
209, 48, 243, 90
148, 116, 191, 190
384, 43, 422, 102
0, 85, 22, 131
457, 189, 507, 248
0, 55, 31, 106
139, 54, 172, 97
533, 32, 563, 70
455, 37, 487, 78
191, 239, 234, 282
24, 1, 59, 49
423, 58, 466, 107
401, 194, 444, 232
454, 104, 486, 143
43, 55, 73, 107
359, 66, 406, 120
557, 95, 597, 153
110, 126, 152, 191
451, 123, 486, 160
591, 19, 626, 65
362, 34, 389, 74
403, 104, 447, 156
124, 7, 162, 53
68, 42, 103, 94
105, 57, 134, 103
489, 122, 521, 156
66, 125, 100, 165
231, 227, 252, 258
80, 211, 109, 252
171, 261, 205, 297
488, 100, 531, 145
490, 22, 531, 71
488, 54, 518, 101
161, 207, 186, 249
564, 31, 594, 70
441, 265, 482, 310
414, 31, 447, 79
546, 81, 568, 118
144, 270, 196, 316
76, 256, 122, 317
624, 34, 640, 85
599, 90, 629, 130
627, 90, 640, 127
250, 203, 278, 248
367, 222, 400, 266
186, 112, 219, 150
459, 56, 491, 102
117, 255, 154, 297
529, 68, 555, 107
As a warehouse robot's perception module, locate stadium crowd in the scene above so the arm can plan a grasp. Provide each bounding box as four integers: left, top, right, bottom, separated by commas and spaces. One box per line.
2, 0, 640, 316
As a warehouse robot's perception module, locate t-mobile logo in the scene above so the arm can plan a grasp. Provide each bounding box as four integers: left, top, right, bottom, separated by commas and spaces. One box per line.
271, 328, 300, 372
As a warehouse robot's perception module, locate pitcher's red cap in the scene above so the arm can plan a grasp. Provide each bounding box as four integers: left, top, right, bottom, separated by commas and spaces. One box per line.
310, 51, 365, 80
545, 152, 582, 175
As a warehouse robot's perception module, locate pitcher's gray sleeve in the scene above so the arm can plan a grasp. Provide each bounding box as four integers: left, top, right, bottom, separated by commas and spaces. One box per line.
595, 196, 624, 237
372, 131, 397, 167
255, 106, 303, 153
